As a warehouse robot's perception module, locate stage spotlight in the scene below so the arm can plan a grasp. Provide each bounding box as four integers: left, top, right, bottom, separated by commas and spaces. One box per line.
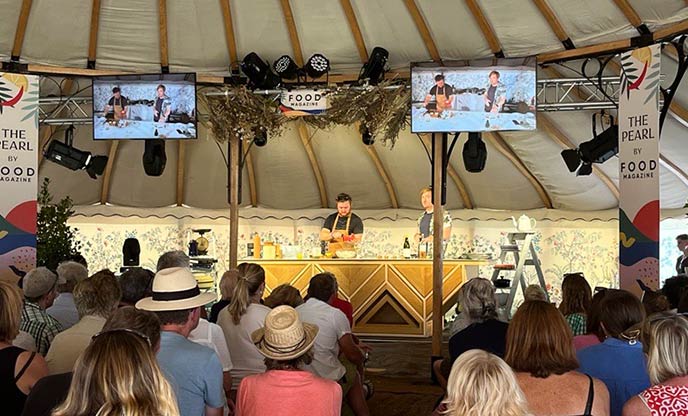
463, 132, 487, 173
304, 54, 330, 79
359, 47, 389, 85
241, 52, 281, 90
44, 140, 108, 179
361, 128, 374, 146
560, 125, 618, 176
253, 129, 268, 147
273, 55, 300, 80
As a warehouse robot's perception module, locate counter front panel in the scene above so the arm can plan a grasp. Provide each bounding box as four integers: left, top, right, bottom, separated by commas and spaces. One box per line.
254, 259, 484, 337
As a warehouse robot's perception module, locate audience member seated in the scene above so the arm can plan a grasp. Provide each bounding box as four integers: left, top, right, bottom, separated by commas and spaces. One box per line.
437, 278, 509, 388
118, 267, 154, 307
574, 288, 607, 351
22, 306, 162, 416
330, 276, 354, 327
524, 284, 548, 302
51, 328, 179, 416
209, 269, 238, 323
297, 272, 369, 416
440, 349, 530, 416
11, 330, 36, 352
156, 250, 190, 271
623, 312, 688, 415
137, 267, 223, 416
560, 272, 592, 336
659, 275, 688, 310
46, 270, 121, 374
0, 281, 49, 416
20, 267, 64, 355
264, 284, 304, 309
577, 289, 649, 416
218, 263, 271, 395
189, 315, 234, 400
237, 305, 342, 416
46, 261, 88, 330
641, 290, 670, 316
506, 300, 610, 416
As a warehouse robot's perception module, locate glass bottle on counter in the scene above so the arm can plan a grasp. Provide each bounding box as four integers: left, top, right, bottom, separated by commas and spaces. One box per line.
403, 237, 411, 259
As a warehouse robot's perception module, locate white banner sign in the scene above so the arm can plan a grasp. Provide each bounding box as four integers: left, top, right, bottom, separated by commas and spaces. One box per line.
618, 45, 661, 292
0, 73, 39, 282
279, 89, 329, 116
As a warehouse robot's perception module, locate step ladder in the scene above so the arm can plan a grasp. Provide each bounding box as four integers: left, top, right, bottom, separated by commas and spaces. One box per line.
491, 232, 548, 318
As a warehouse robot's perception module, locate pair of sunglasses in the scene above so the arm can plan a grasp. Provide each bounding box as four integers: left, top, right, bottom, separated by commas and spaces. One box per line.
92, 328, 152, 347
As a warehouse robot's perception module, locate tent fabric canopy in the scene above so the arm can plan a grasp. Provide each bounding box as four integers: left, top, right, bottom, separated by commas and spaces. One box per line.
2, 0, 687, 217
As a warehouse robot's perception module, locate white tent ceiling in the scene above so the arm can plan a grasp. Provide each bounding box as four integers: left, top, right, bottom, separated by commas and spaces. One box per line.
2, 0, 688, 218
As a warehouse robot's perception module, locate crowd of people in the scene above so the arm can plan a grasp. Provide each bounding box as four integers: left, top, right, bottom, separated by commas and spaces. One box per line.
2, 251, 370, 416
3, 247, 688, 416
433, 269, 688, 416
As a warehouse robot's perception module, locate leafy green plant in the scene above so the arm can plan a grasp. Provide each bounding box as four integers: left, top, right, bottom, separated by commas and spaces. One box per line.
36, 178, 82, 271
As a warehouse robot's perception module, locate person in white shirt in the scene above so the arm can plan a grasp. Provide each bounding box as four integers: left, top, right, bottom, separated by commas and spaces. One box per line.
297, 272, 370, 416
217, 263, 270, 397
189, 317, 233, 399
47, 261, 89, 330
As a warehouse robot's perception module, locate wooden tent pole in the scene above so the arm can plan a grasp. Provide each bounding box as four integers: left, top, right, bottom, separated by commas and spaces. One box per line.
431, 133, 445, 357
229, 134, 240, 269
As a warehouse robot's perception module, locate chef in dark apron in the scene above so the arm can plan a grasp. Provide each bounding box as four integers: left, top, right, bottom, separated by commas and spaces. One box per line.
484, 70, 506, 113
103, 87, 128, 121
319, 193, 365, 254
423, 74, 455, 115
153, 84, 171, 123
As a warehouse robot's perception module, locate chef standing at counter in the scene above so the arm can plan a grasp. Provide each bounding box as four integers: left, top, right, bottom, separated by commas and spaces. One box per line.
320, 193, 364, 252
414, 187, 452, 244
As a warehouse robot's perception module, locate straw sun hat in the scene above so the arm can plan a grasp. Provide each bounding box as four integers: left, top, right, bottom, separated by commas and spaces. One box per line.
252, 305, 319, 360
136, 267, 215, 311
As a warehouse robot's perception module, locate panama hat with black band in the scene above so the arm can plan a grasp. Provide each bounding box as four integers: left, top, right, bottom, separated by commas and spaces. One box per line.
136, 267, 215, 311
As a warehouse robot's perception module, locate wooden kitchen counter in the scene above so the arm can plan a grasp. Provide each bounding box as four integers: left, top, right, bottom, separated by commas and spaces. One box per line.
250, 259, 488, 337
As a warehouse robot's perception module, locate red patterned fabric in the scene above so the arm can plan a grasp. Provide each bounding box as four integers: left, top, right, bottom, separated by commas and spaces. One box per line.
641, 384, 688, 415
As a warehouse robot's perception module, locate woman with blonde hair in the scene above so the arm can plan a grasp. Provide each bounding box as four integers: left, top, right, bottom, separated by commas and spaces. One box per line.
52, 329, 179, 416
623, 313, 688, 415
217, 263, 270, 394
506, 300, 610, 416
209, 269, 239, 323
0, 281, 48, 416
442, 349, 529, 416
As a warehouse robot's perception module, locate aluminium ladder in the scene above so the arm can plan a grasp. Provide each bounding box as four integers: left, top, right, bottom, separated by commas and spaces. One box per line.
491, 232, 548, 318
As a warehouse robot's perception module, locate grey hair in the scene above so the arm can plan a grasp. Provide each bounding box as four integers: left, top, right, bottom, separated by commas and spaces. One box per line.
156, 251, 190, 272
457, 278, 498, 323
56, 261, 89, 293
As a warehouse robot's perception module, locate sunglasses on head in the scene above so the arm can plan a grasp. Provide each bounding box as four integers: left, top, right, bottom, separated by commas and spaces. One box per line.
92, 328, 152, 347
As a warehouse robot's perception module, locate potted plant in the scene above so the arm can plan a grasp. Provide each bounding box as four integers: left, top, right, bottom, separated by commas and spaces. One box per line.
36, 178, 82, 271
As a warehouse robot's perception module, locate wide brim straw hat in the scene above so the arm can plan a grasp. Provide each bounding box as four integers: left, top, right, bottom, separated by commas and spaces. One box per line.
252, 305, 318, 360
136, 267, 215, 311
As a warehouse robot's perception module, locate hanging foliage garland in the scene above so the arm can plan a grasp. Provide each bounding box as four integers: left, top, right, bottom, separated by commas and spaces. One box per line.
202, 81, 410, 146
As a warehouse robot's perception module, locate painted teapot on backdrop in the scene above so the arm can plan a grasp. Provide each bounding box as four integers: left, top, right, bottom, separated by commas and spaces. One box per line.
511, 214, 537, 231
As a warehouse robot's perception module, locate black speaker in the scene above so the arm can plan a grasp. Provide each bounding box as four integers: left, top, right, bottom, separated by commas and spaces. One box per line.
143, 139, 167, 176
463, 132, 487, 173
122, 238, 141, 266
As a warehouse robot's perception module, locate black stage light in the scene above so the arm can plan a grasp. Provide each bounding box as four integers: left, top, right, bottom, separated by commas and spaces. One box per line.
560, 125, 618, 176
253, 128, 268, 147
304, 54, 330, 79
241, 52, 281, 90
361, 127, 374, 146
44, 140, 108, 179
463, 132, 487, 173
359, 47, 389, 85
122, 238, 141, 266
273, 55, 300, 80
143, 139, 167, 176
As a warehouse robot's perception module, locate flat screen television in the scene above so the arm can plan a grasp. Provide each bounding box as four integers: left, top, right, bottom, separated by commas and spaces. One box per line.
92, 73, 197, 140
410, 60, 536, 133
